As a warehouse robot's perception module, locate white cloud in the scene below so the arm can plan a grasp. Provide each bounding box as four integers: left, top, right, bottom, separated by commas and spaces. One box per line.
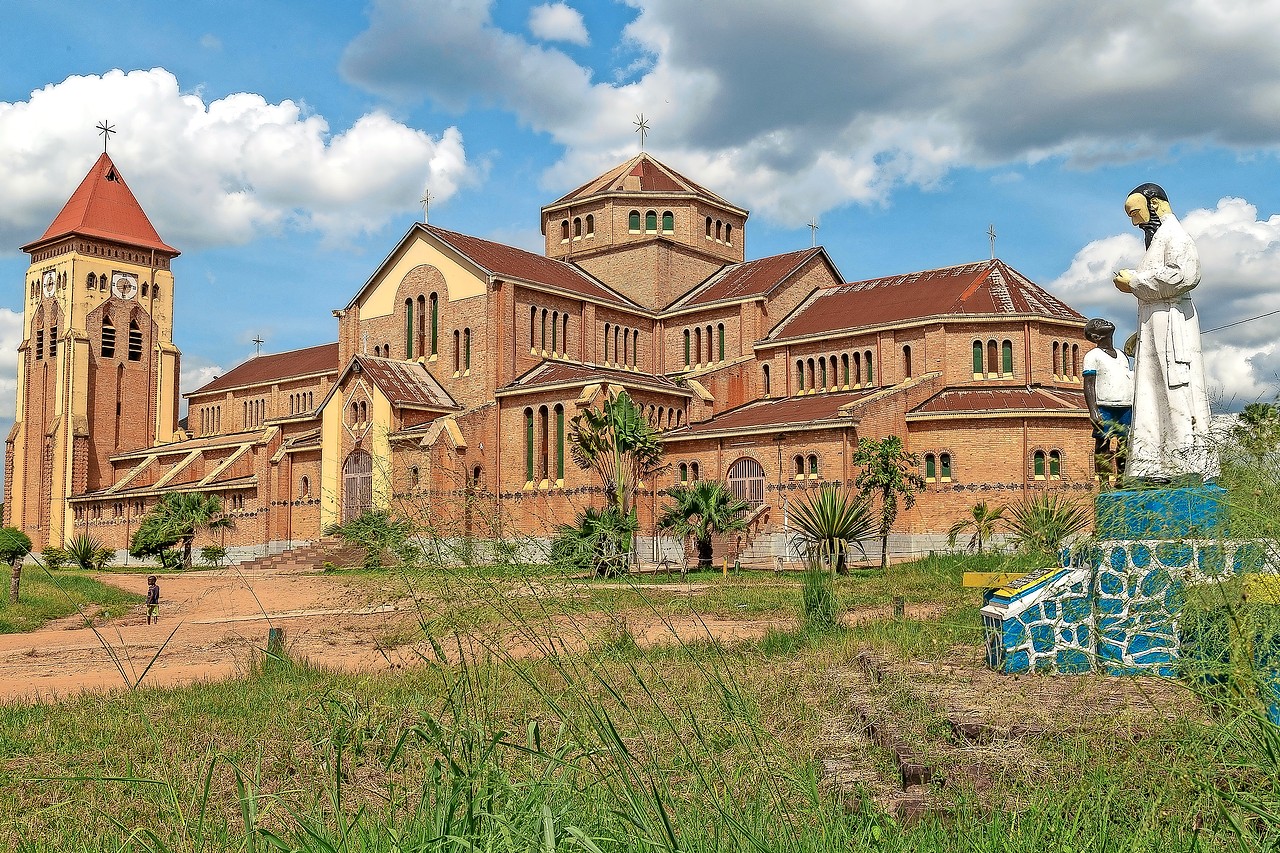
179, 359, 224, 399
341, 0, 1280, 225
528, 3, 589, 46
0, 68, 473, 252
0, 308, 21, 424
1049, 197, 1280, 409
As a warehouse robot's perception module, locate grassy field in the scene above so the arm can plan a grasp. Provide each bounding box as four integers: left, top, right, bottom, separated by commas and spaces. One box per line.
0, 569, 142, 633
0, 552, 1275, 851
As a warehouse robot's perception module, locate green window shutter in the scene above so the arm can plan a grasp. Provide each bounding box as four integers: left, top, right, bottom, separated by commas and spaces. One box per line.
645, 211, 657, 231
525, 410, 534, 482
684, 331, 690, 366
1002, 340, 1013, 375
925, 455, 936, 479
431, 295, 438, 355
865, 353, 873, 383
940, 454, 951, 479
973, 341, 984, 374
1049, 452, 1060, 478
662, 211, 674, 231
629, 211, 640, 231
718, 325, 725, 361
1034, 452, 1045, 478
405, 299, 414, 359
556, 407, 565, 479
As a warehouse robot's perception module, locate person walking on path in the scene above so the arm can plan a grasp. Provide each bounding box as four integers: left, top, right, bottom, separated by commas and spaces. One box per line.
146, 575, 160, 624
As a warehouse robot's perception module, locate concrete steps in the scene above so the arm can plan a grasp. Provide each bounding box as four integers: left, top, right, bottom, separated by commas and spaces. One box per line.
231, 538, 366, 574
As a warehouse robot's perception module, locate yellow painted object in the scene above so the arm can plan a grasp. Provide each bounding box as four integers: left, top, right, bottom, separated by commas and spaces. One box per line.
1243, 574, 1280, 604
962, 571, 1027, 589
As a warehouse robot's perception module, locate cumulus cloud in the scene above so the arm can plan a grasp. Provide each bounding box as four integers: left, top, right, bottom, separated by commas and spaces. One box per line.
1049, 198, 1280, 408
0, 68, 472, 252
341, 0, 1280, 225
528, 3, 589, 45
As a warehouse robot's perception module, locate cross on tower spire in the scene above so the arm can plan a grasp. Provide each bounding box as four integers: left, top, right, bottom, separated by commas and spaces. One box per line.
96, 120, 116, 153
633, 114, 650, 150
987, 223, 997, 260
808, 218, 820, 248
419, 189, 433, 223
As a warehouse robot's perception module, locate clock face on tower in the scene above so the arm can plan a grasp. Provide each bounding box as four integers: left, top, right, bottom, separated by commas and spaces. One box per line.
111, 271, 138, 300
41, 270, 56, 298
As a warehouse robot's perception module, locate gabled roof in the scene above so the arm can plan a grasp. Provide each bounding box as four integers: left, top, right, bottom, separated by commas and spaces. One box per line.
769, 259, 1084, 342
666, 247, 835, 311
545, 152, 745, 214
350, 356, 459, 410
668, 390, 877, 438
908, 386, 1086, 417
188, 343, 338, 397
497, 360, 689, 396
23, 153, 178, 255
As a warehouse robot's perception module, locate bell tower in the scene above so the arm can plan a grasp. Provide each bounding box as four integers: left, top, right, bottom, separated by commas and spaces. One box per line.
4, 149, 181, 550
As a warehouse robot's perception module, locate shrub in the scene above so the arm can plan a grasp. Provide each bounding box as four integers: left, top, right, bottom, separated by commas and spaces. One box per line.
65, 534, 115, 571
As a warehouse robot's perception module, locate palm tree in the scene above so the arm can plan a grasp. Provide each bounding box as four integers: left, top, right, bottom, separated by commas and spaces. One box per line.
657, 481, 750, 570
549, 505, 638, 577
569, 390, 664, 519
324, 509, 419, 570
0, 527, 32, 603
947, 501, 1005, 554
132, 493, 234, 571
789, 486, 875, 575
1006, 494, 1090, 557
853, 436, 925, 571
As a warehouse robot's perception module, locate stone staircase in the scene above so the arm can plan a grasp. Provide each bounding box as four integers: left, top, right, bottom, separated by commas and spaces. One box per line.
230, 537, 366, 574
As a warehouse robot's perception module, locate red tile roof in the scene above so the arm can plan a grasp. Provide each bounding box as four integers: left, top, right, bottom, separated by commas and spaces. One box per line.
23, 153, 178, 255
672, 390, 876, 436
547, 153, 741, 211
188, 343, 338, 397
669, 248, 826, 309
499, 360, 688, 394
909, 386, 1086, 416
770, 260, 1083, 341
355, 356, 458, 409
425, 224, 636, 308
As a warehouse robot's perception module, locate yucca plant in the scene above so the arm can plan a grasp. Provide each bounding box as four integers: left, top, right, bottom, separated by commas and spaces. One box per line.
789, 485, 875, 575
65, 533, 115, 571
1005, 493, 1090, 557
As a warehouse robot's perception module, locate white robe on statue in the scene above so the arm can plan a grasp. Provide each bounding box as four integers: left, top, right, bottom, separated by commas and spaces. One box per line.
1126, 212, 1217, 480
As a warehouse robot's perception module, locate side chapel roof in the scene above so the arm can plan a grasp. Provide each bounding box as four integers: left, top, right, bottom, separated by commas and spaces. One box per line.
667, 247, 835, 310
187, 343, 339, 397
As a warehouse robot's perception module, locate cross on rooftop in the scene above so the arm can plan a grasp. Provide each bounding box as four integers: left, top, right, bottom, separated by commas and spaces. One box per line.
633, 114, 650, 150
988, 224, 997, 260
419, 189, 433, 223
252, 335, 264, 356
96, 120, 116, 153
808, 218, 820, 247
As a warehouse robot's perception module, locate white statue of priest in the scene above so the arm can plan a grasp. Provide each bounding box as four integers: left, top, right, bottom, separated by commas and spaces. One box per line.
1112, 183, 1216, 482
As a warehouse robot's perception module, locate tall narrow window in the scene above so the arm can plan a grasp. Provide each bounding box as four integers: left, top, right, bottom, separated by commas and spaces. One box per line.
925, 454, 937, 481
794, 455, 805, 477
551, 312, 558, 353
1071, 345, 1080, 378
865, 350, 874, 384
405, 298, 414, 359
555, 404, 565, 480
604, 323, 611, 363
725, 224, 733, 245
717, 324, 725, 361
706, 325, 713, 363
1049, 450, 1061, 479
662, 211, 674, 233
1002, 340, 1013, 376
973, 341, 984, 376
684, 330, 690, 366
128, 320, 142, 361
629, 210, 641, 232
561, 314, 569, 355
1052, 342, 1061, 377
796, 359, 804, 391
819, 359, 827, 388
694, 328, 702, 364
902, 345, 912, 379
101, 318, 115, 358
632, 329, 639, 366
541, 309, 548, 352
705, 216, 713, 237
454, 330, 461, 372
842, 354, 850, 386
585, 214, 594, 235
762, 363, 771, 396
525, 408, 534, 483
417, 295, 426, 357
614, 326, 622, 364
430, 293, 439, 356
623, 328, 630, 366
539, 406, 549, 481
940, 453, 952, 481
645, 210, 657, 232
560, 220, 569, 241
854, 352, 862, 384
808, 454, 819, 476
1033, 450, 1046, 480
679, 463, 688, 483
807, 358, 816, 390
49, 326, 57, 358
573, 217, 582, 238
530, 306, 537, 350
464, 328, 471, 370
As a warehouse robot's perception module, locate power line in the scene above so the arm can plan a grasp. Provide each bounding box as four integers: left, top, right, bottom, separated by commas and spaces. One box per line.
1203, 309, 1280, 335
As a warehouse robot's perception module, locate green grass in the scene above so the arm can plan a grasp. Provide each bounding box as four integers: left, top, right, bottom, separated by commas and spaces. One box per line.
0, 570, 142, 633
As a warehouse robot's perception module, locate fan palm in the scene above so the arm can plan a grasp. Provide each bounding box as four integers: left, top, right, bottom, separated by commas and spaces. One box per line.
789, 486, 875, 574
657, 481, 749, 570
1006, 493, 1090, 557
947, 501, 1005, 554
131, 492, 234, 571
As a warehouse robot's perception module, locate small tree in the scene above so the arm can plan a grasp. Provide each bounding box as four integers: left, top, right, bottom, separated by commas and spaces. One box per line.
200, 545, 228, 570
325, 509, 418, 570
1006, 493, 1090, 557
0, 527, 32, 604
854, 436, 925, 571
789, 486, 875, 575
947, 501, 1005, 554
570, 390, 664, 520
131, 493, 234, 571
657, 481, 750, 571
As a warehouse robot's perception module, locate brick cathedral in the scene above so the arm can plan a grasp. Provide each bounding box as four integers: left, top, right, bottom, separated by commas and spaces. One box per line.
5, 150, 1094, 561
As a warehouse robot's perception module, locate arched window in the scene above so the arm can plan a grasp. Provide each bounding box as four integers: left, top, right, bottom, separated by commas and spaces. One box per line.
794, 455, 805, 477
705, 325, 713, 363
1071, 345, 1080, 378
562, 314, 569, 355
1033, 450, 1046, 480
683, 329, 691, 366
87, 273, 97, 290
464, 328, 471, 370
715, 220, 723, 241
614, 326, 622, 364
725, 223, 733, 246
705, 216, 713, 238
604, 323, 612, 363
808, 454, 819, 476
1052, 342, 1061, 377
585, 214, 594, 236
430, 293, 439, 356
940, 453, 952, 481
717, 323, 725, 361
127, 319, 142, 361
1049, 450, 1061, 479
728, 457, 765, 509
925, 453, 937, 481
807, 358, 816, 390
645, 210, 657, 232
854, 352, 862, 385
661, 211, 674, 233
413, 294, 424, 357
865, 350, 874, 384
690, 461, 698, 479
622, 327, 630, 366
819, 358, 827, 388
342, 450, 373, 521
656, 406, 665, 430
573, 217, 582, 238
973, 341, 984, 376
1002, 340, 1013, 376
984, 339, 995, 375
902, 345, 912, 379
530, 306, 538, 351
632, 329, 639, 366
524, 408, 535, 482
405, 298, 414, 358
679, 462, 688, 483
454, 329, 461, 372
829, 356, 838, 388
1061, 342, 1070, 378
629, 211, 641, 232
762, 363, 771, 396
538, 406, 550, 480
842, 354, 850, 386
796, 359, 805, 391
299, 476, 310, 499
555, 404, 565, 481
694, 328, 702, 364
560, 220, 569, 241
551, 312, 558, 353
101, 317, 115, 359
541, 309, 548, 352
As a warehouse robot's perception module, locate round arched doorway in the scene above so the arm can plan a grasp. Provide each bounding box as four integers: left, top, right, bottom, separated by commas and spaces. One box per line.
726, 456, 765, 510
342, 449, 373, 521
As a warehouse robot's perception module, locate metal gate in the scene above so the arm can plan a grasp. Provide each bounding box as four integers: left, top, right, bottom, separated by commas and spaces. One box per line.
342, 449, 373, 521
726, 457, 765, 510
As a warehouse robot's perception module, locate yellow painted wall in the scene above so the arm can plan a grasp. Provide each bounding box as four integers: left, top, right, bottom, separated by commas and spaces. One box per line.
358, 233, 486, 320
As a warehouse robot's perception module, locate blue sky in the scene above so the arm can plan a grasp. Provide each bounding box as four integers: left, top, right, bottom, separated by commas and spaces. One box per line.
3, 0, 1280, 436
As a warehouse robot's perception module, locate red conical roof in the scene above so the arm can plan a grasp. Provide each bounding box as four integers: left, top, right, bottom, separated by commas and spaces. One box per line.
21, 152, 178, 255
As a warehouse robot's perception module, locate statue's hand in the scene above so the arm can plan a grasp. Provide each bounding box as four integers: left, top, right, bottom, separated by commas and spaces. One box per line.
1113, 269, 1134, 293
